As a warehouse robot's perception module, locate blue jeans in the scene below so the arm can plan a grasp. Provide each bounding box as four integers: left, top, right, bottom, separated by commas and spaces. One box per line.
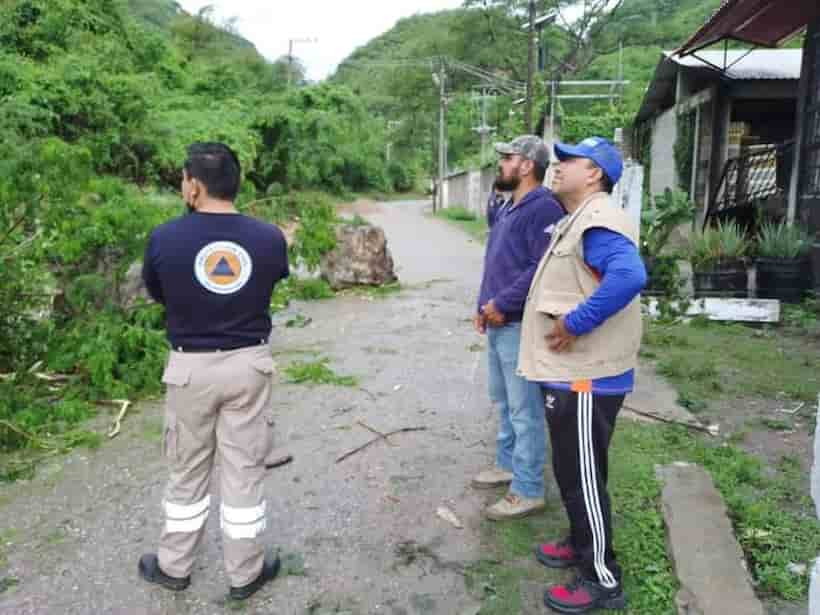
487, 322, 546, 498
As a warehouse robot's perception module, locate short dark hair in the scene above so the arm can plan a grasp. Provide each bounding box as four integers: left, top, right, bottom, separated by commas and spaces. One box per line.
533, 162, 547, 183
183, 142, 241, 201
585, 159, 614, 194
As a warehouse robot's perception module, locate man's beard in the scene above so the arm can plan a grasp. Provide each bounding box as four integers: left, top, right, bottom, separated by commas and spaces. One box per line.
494, 174, 520, 192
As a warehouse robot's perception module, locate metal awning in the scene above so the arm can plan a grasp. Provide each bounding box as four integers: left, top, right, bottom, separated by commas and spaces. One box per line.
677, 0, 820, 56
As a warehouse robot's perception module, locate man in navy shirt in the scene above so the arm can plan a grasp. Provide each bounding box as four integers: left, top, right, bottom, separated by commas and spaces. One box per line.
472, 136, 565, 520
139, 143, 289, 601
519, 138, 646, 613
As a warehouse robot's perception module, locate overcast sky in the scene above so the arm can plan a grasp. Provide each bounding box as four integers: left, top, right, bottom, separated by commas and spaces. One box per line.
176, 1, 466, 81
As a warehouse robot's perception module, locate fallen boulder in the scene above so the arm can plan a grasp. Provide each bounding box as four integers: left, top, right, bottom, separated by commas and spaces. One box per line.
320, 223, 397, 290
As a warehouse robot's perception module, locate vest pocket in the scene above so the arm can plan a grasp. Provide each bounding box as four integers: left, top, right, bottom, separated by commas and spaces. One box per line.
534, 292, 585, 318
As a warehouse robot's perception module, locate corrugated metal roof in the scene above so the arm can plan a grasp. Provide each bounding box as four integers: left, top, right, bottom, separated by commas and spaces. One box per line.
635, 49, 802, 123
665, 49, 803, 80
677, 0, 819, 56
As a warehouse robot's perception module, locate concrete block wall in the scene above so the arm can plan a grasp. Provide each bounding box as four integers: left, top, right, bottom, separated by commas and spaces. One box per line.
650, 107, 680, 198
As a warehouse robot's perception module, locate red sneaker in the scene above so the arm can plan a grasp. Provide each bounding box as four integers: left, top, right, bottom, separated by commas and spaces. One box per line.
534, 538, 581, 569
544, 576, 627, 613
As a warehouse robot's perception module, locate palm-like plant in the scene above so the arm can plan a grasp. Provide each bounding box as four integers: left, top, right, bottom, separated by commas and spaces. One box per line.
755, 222, 810, 260
688, 221, 749, 271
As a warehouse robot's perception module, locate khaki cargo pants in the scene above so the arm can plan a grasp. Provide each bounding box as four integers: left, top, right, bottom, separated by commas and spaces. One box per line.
156, 343, 275, 588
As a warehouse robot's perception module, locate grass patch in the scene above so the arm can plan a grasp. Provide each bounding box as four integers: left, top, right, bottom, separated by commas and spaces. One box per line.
614, 422, 820, 601
758, 418, 793, 432
343, 213, 370, 227
280, 551, 307, 576
439, 206, 477, 221
434, 207, 488, 242
339, 281, 402, 299
283, 358, 358, 387
271, 277, 335, 313
0, 428, 102, 482
642, 319, 819, 408
141, 418, 163, 442
0, 576, 18, 594
468, 421, 819, 612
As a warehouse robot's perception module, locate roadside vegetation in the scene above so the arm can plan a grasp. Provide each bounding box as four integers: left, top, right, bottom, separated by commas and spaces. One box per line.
435, 207, 488, 242
0, 0, 412, 477
467, 414, 820, 613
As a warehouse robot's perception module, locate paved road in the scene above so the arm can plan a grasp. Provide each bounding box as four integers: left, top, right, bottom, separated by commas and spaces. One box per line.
0, 199, 499, 615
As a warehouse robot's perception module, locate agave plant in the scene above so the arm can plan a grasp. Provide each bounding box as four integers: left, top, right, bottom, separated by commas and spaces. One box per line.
755, 222, 810, 260
688, 221, 750, 271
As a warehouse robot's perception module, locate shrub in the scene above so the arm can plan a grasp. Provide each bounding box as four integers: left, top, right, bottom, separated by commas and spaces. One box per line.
688, 221, 750, 270
755, 222, 811, 259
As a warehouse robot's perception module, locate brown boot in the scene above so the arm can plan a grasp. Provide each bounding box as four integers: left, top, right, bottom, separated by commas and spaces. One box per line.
485, 493, 545, 521
471, 467, 514, 489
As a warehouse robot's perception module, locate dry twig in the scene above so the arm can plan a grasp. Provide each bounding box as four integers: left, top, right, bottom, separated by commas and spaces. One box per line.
622, 404, 715, 436
356, 420, 396, 446
336, 427, 427, 463
97, 399, 131, 438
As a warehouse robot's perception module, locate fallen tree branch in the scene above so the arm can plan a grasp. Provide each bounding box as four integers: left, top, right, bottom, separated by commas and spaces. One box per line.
97, 399, 131, 438
356, 420, 396, 446
336, 427, 427, 464
0, 419, 55, 451
265, 454, 293, 469
34, 372, 73, 383
622, 404, 715, 436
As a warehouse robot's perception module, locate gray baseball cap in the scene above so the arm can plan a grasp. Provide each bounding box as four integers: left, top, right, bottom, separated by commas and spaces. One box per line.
494, 135, 550, 169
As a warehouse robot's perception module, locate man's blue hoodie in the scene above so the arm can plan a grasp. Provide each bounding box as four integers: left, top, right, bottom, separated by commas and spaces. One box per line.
478, 185, 564, 321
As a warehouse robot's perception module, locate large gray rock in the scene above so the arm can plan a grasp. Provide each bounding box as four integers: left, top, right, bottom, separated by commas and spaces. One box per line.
657, 463, 765, 615
320, 223, 397, 290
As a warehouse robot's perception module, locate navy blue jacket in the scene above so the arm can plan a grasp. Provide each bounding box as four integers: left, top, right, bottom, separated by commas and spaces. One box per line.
477, 186, 564, 322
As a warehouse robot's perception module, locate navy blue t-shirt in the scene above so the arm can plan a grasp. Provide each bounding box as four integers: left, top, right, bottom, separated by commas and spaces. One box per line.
142, 212, 289, 350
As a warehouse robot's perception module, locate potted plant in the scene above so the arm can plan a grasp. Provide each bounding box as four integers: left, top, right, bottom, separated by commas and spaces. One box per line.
688, 220, 750, 298
640, 189, 693, 296
754, 221, 811, 303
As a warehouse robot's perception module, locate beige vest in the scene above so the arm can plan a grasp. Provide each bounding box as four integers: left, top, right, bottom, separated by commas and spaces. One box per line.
518, 192, 643, 382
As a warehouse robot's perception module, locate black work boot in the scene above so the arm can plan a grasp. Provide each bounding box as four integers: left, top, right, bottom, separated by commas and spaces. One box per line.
228, 550, 281, 601
138, 553, 190, 591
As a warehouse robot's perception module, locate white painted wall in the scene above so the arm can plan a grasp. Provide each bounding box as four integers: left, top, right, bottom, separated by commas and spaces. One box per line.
650, 106, 679, 198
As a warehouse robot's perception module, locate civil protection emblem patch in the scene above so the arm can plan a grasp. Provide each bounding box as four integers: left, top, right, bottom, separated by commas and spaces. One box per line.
194, 241, 252, 295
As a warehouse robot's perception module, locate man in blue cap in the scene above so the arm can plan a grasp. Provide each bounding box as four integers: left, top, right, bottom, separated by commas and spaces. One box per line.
518, 137, 646, 612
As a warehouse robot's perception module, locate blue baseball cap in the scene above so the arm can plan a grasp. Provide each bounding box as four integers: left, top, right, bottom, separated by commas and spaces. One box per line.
554, 137, 623, 186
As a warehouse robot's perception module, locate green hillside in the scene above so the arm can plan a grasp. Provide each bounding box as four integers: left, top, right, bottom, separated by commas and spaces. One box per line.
332, 0, 725, 170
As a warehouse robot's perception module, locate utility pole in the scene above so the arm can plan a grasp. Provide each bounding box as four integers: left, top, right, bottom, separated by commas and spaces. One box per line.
472, 89, 496, 166
287, 39, 294, 88
287, 37, 317, 88
433, 62, 447, 214
525, 0, 536, 133
385, 120, 401, 163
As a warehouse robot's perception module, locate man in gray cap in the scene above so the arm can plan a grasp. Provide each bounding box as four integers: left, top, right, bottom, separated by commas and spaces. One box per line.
471, 135, 564, 520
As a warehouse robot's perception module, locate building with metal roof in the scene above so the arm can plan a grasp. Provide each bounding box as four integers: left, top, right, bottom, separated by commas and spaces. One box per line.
635, 49, 802, 230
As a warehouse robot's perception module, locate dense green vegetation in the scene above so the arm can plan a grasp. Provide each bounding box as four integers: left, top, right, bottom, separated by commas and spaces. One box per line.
0, 0, 401, 469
